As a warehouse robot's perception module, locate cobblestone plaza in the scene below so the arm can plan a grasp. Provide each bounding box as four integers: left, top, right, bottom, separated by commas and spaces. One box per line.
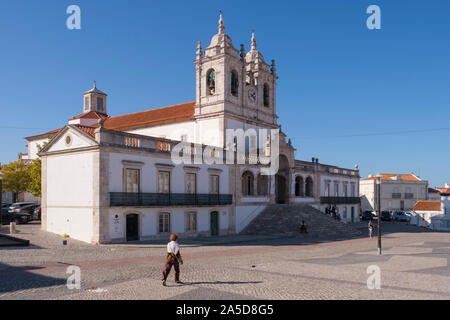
0, 222, 449, 300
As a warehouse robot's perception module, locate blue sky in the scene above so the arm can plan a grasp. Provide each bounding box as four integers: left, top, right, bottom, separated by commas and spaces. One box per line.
0, 0, 449, 187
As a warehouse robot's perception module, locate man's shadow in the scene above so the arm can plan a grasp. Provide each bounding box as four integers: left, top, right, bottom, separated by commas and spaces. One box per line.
170, 280, 263, 287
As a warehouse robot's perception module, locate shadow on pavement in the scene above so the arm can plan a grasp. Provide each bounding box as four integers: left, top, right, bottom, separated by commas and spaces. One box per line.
0, 262, 66, 294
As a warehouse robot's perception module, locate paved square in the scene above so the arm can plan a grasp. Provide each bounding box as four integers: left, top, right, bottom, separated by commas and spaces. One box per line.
0, 222, 449, 300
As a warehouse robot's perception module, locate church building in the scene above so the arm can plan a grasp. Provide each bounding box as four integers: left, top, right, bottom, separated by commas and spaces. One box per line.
31, 14, 360, 244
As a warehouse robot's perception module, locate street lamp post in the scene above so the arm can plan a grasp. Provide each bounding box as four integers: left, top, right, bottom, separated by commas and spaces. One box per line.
376, 176, 382, 255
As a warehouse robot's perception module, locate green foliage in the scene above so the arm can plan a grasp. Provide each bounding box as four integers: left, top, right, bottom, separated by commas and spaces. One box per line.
0, 161, 31, 195
28, 159, 42, 197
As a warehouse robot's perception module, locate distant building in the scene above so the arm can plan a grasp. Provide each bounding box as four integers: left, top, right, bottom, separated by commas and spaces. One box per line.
360, 174, 428, 212
428, 187, 442, 201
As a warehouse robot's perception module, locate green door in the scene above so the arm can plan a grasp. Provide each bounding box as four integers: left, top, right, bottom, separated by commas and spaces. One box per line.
210, 211, 219, 236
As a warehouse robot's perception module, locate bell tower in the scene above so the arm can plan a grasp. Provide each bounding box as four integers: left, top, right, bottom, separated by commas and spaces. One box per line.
82, 81, 107, 115
192, 13, 279, 148
194, 12, 242, 118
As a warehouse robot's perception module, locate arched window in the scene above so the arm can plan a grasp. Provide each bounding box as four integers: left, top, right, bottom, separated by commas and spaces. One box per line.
295, 176, 304, 197
257, 174, 269, 196
231, 70, 239, 96
242, 171, 254, 196
305, 177, 314, 197
263, 83, 270, 107
207, 69, 216, 95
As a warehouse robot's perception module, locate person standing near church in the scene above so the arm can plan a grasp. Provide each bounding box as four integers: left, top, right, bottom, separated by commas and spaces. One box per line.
162, 234, 184, 286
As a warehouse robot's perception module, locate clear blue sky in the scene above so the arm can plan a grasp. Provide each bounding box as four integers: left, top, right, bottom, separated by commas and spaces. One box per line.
1, 0, 449, 187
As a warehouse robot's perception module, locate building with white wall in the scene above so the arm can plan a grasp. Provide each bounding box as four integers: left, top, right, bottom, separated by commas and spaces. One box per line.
35, 14, 360, 244
360, 174, 428, 212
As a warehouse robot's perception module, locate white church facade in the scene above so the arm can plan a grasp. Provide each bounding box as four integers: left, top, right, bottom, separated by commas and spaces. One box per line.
32, 14, 360, 244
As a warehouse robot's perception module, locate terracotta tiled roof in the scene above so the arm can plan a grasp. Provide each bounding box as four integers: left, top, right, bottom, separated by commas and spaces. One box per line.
413, 200, 441, 211
104, 102, 195, 131
74, 124, 98, 138
428, 188, 441, 194
363, 174, 421, 182
70, 111, 109, 120
437, 188, 450, 194
25, 128, 62, 141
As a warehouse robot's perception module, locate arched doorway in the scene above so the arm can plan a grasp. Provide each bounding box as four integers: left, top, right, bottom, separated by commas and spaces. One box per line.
126, 214, 139, 241
275, 155, 290, 204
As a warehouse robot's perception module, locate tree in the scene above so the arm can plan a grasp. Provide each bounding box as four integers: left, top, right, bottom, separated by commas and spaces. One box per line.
1, 161, 31, 200
28, 158, 41, 197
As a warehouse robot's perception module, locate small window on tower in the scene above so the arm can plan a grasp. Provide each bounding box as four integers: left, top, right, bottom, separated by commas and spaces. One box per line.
84, 97, 90, 111
207, 69, 216, 95
263, 84, 270, 107
97, 97, 104, 111
231, 70, 239, 97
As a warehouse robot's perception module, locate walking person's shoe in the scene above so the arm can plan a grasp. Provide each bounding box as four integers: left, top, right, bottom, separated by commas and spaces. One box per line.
175, 280, 184, 285
162, 280, 167, 287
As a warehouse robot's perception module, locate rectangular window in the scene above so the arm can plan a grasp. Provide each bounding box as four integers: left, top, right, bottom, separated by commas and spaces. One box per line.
125, 168, 140, 193
343, 183, 348, 197
325, 181, 330, 197
159, 213, 170, 233
334, 181, 339, 197
84, 97, 90, 110
97, 97, 104, 111
210, 175, 220, 195
158, 171, 170, 194
185, 212, 197, 232
185, 173, 196, 194
351, 183, 356, 197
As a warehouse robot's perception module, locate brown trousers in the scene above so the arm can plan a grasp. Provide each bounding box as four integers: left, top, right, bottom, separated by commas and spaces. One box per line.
162, 258, 180, 282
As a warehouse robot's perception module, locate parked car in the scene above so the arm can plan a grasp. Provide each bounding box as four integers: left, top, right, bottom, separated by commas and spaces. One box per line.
381, 211, 392, 221
8, 202, 36, 211
33, 205, 41, 221
0, 210, 32, 225
361, 211, 374, 221
392, 210, 410, 222
10, 203, 37, 215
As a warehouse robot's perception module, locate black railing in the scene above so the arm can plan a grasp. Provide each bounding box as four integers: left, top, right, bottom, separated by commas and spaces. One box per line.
320, 196, 361, 204
404, 193, 414, 199
392, 193, 402, 199
110, 193, 233, 207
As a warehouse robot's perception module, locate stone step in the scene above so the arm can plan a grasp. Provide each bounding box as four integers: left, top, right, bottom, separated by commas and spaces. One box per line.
240, 204, 362, 238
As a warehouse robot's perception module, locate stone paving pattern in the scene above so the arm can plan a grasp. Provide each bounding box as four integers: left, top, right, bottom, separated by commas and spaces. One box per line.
0, 221, 448, 300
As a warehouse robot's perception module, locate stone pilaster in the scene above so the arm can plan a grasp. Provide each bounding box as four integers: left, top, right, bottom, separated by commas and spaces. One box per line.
40, 156, 47, 231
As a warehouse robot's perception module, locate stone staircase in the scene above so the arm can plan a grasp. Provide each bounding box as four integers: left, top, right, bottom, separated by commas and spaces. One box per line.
240, 204, 362, 239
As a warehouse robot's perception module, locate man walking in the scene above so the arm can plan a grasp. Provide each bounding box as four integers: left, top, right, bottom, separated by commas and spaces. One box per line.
162, 234, 184, 286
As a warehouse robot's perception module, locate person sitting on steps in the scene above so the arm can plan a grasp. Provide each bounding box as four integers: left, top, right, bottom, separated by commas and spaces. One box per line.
299, 220, 308, 233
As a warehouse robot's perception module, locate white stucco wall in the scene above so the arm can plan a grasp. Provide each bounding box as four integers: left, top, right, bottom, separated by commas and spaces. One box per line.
108, 152, 229, 194
46, 152, 94, 242
108, 207, 230, 240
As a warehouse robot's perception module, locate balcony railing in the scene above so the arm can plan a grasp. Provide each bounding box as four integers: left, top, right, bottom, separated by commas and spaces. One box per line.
110, 192, 233, 207
392, 193, 402, 199
320, 197, 361, 205
404, 193, 414, 199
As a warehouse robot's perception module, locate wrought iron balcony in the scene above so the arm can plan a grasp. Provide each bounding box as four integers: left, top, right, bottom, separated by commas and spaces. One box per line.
110, 192, 233, 207
320, 196, 361, 204
392, 193, 402, 199
404, 193, 414, 199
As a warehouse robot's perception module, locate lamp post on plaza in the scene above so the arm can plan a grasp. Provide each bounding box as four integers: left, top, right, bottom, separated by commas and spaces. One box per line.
376, 176, 382, 255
